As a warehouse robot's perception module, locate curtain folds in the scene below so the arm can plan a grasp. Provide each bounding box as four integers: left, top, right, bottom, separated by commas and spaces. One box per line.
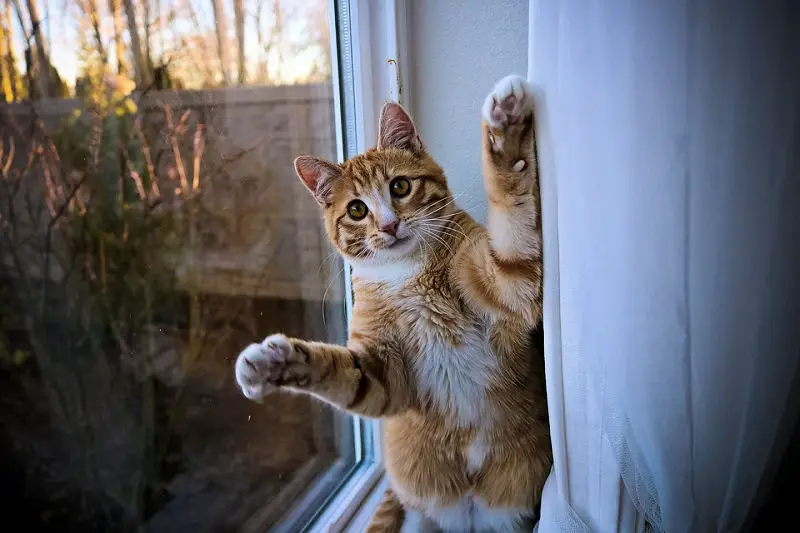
529, 1, 800, 532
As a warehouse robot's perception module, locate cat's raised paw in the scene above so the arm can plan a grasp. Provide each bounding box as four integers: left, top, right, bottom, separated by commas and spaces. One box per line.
482, 74, 534, 130
235, 334, 310, 400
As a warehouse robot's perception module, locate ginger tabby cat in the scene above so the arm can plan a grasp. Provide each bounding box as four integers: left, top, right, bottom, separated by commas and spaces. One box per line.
235, 75, 551, 532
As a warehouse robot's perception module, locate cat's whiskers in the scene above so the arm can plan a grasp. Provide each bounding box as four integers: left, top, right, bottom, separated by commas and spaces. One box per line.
405, 194, 463, 224
424, 211, 461, 223
430, 226, 474, 250
407, 200, 456, 223
415, 231, 429, 258
406, 192, 463, 221
416, 225, 454, 256
411, 214, 460, 245
317, 247, 342, 278
406, 205, 461, 228
321, 261, 347, 330
422, 219, 465, 236
412, 227, 436, 259
322, 246, 376, 329
420, 219, 477, 250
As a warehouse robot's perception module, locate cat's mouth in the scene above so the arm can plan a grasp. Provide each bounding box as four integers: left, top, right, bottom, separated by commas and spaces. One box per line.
371, 235, 411, 252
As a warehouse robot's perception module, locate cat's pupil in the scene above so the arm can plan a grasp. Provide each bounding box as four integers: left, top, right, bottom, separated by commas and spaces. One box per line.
390, 177, 411, 197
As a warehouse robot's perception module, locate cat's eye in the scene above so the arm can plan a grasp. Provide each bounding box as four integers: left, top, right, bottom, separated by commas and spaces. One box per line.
390, 177, 411, 198
347, 200, 368, 220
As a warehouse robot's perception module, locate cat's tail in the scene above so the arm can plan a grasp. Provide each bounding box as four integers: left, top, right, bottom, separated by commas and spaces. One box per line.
366, 488, 405, 533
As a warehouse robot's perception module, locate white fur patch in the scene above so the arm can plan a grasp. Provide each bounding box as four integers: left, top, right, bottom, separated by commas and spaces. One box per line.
351, 260, 420, 290
413, 326, 497, 427
471, 497, 532, 533
400, 509, 438, 533
465, 435, 489, 474
366, 190, 397, 231
487, 206, 538, 258
423, 494, 531, 533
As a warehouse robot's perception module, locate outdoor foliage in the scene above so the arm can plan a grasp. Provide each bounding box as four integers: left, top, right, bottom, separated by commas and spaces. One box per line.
0, 66, 208, 528
0, 1, 335, 529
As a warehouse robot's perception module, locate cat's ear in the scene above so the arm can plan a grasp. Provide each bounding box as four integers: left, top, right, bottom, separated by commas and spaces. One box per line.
378, 102, 424, 153
294, 156, 342, 205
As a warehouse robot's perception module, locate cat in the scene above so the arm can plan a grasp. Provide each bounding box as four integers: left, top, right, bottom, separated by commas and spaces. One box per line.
235, 74, 551, 532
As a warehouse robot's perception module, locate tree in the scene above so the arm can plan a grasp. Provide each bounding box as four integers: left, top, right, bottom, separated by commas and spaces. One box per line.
81, 0, 108, 65
254, 0, 284, 85
306, 0, 331, 82
143, 0, 153, 73
8, 0, 65, 98
0, 0, 23, 100
209, 0, 230, 86
271, 0, 283, 83
232, 0, 244, 84
24, 0, 51, 96
0, 7, 9, 100
110, 0, 126, 75
122, 0, 149, 86
254, 0, 268, 84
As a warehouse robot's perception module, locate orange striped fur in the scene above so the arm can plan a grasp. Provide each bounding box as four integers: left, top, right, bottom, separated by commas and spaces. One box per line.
367, 489, 405, 533
235, 75, 551, 532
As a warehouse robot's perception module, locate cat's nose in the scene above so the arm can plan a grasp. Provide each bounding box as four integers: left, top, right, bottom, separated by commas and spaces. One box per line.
380, 220, 399, 236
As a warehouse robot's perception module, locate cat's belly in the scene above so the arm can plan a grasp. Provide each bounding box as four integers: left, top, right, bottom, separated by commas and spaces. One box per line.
412, 332, 498, 427
384, 417, 538, 532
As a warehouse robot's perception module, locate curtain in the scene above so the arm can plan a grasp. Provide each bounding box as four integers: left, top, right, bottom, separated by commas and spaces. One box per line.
529, 1, 800, 532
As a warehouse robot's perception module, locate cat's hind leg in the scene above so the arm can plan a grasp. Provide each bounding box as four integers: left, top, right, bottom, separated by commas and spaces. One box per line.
365, 488, 439, 533
366, 489, 405, 533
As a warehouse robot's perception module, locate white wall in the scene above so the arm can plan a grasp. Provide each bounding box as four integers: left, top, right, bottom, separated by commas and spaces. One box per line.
406, 0, 529, 222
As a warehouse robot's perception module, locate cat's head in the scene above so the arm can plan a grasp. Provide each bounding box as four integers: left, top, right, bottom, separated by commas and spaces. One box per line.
294, 102, 451, 264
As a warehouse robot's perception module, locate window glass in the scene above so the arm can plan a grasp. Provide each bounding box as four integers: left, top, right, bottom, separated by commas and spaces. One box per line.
0, 0, 351, 531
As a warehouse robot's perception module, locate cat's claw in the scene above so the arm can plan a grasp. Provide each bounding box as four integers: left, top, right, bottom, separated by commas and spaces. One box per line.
482, 74, 534, 130
235, 334, 309, 399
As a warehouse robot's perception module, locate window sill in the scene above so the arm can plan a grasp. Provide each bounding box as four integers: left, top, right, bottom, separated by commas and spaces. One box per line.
307, 462, 385, 532
241, 455, 344, 532
339, 475, 388, 532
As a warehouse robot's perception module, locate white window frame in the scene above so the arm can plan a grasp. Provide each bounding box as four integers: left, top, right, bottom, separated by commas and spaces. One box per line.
261, 1, 410, 531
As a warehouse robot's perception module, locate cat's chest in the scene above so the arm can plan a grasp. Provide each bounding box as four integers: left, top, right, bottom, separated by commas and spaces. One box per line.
400, 291, 498, 427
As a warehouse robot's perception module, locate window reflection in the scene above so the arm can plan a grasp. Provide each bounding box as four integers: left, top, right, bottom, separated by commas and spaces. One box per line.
0, 1, 350, 531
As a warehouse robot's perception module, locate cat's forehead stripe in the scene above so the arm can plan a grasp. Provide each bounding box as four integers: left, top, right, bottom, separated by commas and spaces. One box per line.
348, 161, 391, 196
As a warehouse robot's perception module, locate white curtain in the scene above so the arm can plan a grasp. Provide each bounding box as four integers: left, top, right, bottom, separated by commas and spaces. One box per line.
529, 1, 800, 532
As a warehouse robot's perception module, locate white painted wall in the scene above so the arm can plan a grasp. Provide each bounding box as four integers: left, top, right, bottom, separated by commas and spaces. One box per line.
406, 0, 529, 222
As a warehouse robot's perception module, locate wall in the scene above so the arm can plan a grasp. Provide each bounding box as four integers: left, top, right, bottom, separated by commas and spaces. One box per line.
407, 0, 529, 222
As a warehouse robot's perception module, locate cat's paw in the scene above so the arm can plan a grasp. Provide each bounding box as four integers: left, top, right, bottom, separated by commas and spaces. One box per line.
235, 334, 311, 400
482, 74, 534, 130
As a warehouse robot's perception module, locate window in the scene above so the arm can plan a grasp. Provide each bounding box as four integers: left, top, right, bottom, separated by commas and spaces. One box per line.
0, 0, 383, 531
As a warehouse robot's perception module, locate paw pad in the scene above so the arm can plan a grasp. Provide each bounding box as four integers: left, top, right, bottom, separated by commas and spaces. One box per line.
482, 74, 534, 130
235, 334, 306, 400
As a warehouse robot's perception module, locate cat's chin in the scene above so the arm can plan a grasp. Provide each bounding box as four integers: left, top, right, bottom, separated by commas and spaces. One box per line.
366, 236, 418, 260
386, 235, 413, 250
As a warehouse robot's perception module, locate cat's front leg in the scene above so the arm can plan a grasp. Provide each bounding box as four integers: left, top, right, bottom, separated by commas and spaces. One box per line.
235, 334, 412, 417
460, 75, 543, 326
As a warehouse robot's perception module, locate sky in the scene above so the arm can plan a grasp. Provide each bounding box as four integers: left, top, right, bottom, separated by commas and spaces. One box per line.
8, 0, 327, 89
